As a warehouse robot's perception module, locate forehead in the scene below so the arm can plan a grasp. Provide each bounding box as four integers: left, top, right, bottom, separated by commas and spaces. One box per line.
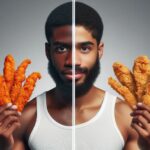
51, 25, 96, 44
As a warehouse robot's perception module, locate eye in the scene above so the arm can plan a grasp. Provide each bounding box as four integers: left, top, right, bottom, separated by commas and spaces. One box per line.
80, 46, 91, 53
54, 46, 68, 53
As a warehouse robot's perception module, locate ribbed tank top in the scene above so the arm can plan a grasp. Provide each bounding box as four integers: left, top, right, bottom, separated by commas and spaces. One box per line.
28, 92, 124, 150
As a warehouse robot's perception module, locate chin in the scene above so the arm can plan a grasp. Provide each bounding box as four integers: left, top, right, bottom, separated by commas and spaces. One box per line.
75, 79, 85, 86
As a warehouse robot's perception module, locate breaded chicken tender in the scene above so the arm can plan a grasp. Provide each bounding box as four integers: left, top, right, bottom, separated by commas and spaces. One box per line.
133, 56, 150, 101
15, 72, 41, 112
109, 55, 150, 108
108, 77, 137, 107
0, 75, 11, 105
3, 54, 15, 92
0, 55, 41, 111
113, 62, 135, 93
10, 59, 31, 103
141, 82, 150, 106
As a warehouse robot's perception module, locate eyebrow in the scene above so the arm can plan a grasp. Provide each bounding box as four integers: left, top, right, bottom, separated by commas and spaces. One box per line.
52, 41, 71, 47
52, 41, 94, 48
77, 41, 94, 46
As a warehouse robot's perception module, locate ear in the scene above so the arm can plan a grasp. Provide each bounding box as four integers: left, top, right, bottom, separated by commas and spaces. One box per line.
45, 42, 51, 60
97, 41, 104, 59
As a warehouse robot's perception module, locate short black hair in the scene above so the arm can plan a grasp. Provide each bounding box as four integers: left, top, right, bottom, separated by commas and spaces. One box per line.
45, 1, 103, 43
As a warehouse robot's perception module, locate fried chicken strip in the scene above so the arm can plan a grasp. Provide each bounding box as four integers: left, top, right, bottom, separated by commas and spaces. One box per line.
10, 59, 31, 103
133, 56, 150, 101
15, 72, 41, 112
113, 62, 135, 93
0, 75, 11, 105
141, 82, 150, 106
3, 54, 15, 92
108, 77, 137, 107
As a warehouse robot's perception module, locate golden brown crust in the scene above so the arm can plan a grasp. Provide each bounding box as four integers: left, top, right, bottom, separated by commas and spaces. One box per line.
0, 75, 11, 105
10, 59, 31, 103
3, 54, 15, 92
141, 82, 150, 106
15, 72, 41, 112
108, 55, 150, 108
113, 62, 135, 93
0, 55, 41, 112
133, 56, 150, 101
108, 77, 137, 107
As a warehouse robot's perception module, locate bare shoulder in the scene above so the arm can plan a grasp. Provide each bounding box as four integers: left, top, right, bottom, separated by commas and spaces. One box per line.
115, 97, 135, 132
115, 98, 139, 149
115, 97, 133, 118
21, 97, 37, 122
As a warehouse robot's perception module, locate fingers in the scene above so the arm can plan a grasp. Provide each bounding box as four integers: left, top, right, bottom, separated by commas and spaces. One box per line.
0, 121, 21, 141
136, 103, 150, 112
131, 109, 150, 123
0, 103, 12, 113
1, 116, 20, 129
131, 122, 149, 139
0, 107, 20, 123
132, 115, 150, 131
131, 102, 150, 145
131, 103, 150, 129
0, 103, 21, 136
6, 122, 20, 137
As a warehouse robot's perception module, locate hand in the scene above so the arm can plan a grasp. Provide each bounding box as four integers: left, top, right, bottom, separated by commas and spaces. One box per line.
131, 103, 150, 149
0, 103, 21, 150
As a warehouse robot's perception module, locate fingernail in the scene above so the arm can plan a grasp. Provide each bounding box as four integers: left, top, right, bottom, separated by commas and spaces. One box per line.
6, 103, 12, 107
11, 105, 17, 110
17, 111, 22, 116
132, 105, 137, 109
137, 103, 143, 106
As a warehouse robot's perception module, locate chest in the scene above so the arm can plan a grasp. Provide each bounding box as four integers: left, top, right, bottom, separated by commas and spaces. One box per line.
47, 106, 101, 126
28, 107, 125, 150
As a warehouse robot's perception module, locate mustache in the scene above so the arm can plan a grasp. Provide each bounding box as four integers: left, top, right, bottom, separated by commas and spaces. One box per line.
61, 66, 88, 74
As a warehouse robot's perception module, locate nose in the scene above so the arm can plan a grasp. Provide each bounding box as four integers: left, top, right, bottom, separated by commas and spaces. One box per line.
64, 50, 81, 67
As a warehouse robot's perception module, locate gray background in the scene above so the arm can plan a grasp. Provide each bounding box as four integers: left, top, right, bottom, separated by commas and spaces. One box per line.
0, 0, 150, 99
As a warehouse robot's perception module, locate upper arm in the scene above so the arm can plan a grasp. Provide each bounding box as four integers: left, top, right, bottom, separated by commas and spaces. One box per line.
115, 98, 140, 150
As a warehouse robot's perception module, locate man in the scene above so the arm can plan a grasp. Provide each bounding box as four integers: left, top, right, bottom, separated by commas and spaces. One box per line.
0, 1, 150, 150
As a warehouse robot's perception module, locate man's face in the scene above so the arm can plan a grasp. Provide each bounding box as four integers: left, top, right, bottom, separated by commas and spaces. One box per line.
46, 25, 103, 95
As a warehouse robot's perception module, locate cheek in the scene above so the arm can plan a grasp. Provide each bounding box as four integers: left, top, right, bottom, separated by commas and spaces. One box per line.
51, 54, 66, 70
81, 52, 98, 69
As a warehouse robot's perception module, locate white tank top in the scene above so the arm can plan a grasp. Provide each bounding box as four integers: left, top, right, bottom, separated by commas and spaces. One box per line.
28, 92, 125, 150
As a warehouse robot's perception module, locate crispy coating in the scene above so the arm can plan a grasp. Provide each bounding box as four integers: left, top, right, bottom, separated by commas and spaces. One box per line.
1, 55, 41, 111
133, 56, 150, 101
10, 59, 31, 103
113, 62, 135, 93
142, 82, 150, 106
108, 77, 137, 107
3, 54, 15, 92
109, 55, 150, 108
15, 72, 41, 112
0, 75, 11, 105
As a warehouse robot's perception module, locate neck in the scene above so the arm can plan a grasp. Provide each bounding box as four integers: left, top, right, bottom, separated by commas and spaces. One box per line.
75, 86, 101, 110
53, 86, 72, 108
52, 85, 104, 110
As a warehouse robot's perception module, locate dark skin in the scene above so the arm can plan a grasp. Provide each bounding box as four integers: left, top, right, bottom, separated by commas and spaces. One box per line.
0, 25, 150, 149
131, 103, 150, 149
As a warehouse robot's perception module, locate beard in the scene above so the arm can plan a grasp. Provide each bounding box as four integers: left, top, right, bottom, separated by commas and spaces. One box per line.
75, 58, 100, 97
48, 56, 100, 99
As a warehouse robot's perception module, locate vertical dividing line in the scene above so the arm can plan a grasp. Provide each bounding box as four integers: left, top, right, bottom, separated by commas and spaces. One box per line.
72, 0, 76, 150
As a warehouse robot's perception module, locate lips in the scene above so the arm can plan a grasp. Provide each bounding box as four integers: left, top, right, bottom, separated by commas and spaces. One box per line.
63, 70, 84, 80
